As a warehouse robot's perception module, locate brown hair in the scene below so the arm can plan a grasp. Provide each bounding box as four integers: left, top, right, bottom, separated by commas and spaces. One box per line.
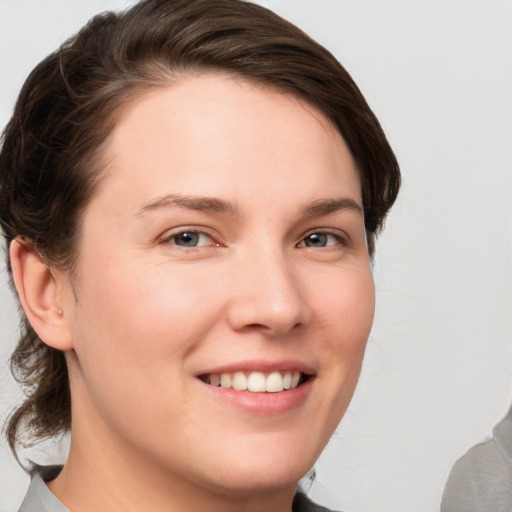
0, 0, 400, 458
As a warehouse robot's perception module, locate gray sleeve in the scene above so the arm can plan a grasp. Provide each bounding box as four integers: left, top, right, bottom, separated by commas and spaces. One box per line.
441, 440, 512, 512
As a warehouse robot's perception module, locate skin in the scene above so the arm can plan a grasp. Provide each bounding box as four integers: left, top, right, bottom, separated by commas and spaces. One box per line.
13, 73, 375, 512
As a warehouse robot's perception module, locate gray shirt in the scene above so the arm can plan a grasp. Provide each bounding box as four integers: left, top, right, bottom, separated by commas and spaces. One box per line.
18, 466, 338, 512
441, 406, 512, 512
18, 467, 68, 512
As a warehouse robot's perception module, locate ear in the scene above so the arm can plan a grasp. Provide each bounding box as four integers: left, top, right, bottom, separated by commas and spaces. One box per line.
10, 238, 74, 351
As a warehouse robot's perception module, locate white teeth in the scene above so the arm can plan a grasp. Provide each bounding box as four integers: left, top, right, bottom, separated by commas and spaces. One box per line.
266, 371, 284, 393
220, 373, 232, 388
204, 370, 304, 393
247, 372, 266, 392
232, 371, 248, 391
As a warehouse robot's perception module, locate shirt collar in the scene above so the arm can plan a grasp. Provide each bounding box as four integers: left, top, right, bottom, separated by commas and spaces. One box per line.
18, 466, 68, 512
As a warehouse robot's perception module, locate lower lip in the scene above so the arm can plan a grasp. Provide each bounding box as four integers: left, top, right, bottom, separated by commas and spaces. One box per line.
200, 377, 314, 415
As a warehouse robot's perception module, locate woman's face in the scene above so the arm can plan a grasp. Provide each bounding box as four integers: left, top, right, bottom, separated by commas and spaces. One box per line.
62, 74, 375, 495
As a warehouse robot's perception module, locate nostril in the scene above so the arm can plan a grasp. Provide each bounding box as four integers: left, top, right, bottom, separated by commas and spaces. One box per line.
241, 320, 303, 336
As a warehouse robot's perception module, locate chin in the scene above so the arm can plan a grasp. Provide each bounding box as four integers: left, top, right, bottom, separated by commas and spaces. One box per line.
195, 443, 317, 496
204, 466, 308, 498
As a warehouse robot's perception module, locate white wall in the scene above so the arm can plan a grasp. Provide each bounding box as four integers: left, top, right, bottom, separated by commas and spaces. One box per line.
1, 1, 511, 511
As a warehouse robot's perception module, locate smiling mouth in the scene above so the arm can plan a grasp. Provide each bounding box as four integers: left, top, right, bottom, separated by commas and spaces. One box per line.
198, 371, 311, 393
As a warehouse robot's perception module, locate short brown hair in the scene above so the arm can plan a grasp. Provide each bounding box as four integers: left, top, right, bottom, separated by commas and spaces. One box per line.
0, 0, 400, 458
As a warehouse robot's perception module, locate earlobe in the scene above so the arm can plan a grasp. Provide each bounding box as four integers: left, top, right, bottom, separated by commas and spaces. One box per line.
10, 238, 74, 351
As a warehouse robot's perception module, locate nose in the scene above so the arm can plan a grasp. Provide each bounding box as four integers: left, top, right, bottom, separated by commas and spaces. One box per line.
226, 247, 312, 336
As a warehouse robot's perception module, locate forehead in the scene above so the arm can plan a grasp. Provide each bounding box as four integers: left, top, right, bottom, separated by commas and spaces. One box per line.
112, 72, 344, 152
92, 73, 360, 214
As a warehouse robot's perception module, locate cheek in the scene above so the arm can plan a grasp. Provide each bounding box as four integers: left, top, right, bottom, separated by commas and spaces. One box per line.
66, 261, 222, 432
74, 257, 221, 348
300, 266, 374, 447
340, 276, 375, 347
317, 265, 375, 385
67, 258, 229, 421
318, 264, 375, 342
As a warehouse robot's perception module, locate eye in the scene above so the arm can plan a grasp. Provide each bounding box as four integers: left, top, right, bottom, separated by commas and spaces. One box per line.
298, 231, 344, 248
166, 230, 216, 248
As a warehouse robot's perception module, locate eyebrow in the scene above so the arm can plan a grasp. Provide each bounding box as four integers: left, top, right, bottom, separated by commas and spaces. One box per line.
135, 193, 362, 219
302, 197, 364, 217
135, 194, 239, 217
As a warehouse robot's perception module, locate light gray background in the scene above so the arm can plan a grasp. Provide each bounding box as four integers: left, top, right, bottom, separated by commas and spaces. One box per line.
1, 1, 511, 511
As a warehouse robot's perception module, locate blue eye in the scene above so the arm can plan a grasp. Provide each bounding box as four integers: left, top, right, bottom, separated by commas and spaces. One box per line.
300, 232, 341, 248
170, 231, 213, 247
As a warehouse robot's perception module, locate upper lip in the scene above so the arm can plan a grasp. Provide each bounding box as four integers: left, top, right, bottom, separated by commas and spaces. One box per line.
196, 359, 316, 376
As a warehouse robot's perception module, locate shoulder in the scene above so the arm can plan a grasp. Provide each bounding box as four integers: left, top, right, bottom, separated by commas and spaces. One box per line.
441, 435, 512, 512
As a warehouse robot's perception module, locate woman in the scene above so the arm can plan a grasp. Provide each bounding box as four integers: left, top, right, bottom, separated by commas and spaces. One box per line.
0, 0, 399, 510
